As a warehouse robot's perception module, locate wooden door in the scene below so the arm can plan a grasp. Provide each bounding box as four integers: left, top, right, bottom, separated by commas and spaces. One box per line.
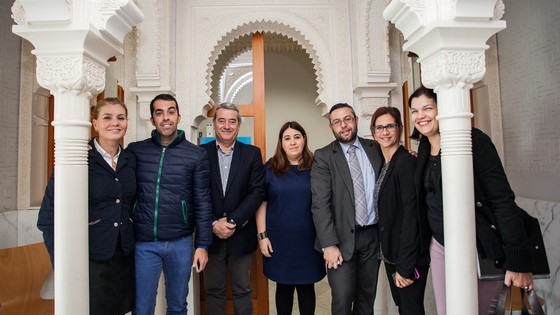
199, 32, 269, 315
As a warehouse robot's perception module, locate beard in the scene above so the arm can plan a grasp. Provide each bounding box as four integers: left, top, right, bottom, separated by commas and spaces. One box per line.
333, 127, 357, 144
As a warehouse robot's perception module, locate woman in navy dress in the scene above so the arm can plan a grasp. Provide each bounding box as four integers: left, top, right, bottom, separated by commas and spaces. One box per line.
256, 121, 326, 315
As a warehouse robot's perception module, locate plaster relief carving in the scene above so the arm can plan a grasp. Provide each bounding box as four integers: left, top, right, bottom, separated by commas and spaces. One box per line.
360, 97, 388, 118
365, 0, 391, 75
36, 55, 105, 97
421, 51, 485, 88
11, 1, 25, 25
492, 0, 505, 21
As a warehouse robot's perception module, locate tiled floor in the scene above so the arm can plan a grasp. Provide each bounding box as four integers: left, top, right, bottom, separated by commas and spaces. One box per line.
267, 263, 438, 315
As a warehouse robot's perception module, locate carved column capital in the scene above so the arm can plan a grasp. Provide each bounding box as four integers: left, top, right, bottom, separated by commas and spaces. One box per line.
420, 50, 486, 90
36, 55, 106, 98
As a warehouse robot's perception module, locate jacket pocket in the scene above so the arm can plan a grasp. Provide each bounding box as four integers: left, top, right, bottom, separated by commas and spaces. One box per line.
181, 200, 188, 223
132, 200, 137, 215
88, 219, 101, 226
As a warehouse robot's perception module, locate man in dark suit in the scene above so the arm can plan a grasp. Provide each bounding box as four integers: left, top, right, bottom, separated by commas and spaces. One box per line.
201, 102, 265, 315
311, 103, 383, 315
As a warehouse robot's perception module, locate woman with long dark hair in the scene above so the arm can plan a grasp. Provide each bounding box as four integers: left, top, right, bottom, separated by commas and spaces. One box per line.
409, 87, 533, 314
256, 121, 325, 315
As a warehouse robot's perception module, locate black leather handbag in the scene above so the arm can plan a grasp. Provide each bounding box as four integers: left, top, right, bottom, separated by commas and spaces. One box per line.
477, 208, 550, 280
495, 284, 546, 315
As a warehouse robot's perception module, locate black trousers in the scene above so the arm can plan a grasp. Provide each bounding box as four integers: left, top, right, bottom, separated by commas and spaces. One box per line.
90, 244, 135, 315
383, 263, 429, 315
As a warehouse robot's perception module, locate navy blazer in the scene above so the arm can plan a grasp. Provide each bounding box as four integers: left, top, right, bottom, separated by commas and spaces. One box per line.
415, 128, 532, 272
377, 145, 430, 279
201, 140, 266, 256
38, 140, 136, 264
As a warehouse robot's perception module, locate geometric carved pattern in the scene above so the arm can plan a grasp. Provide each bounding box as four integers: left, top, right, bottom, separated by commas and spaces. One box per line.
36, 56, 106, 96
359, 97, 389, 118
420, 50, 486, 89
206, 20, 324, 105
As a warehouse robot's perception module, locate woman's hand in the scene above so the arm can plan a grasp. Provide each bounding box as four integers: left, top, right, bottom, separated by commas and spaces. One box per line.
394, 272, 414, 288
505, 270, 533, 291
259, 238, 273, 257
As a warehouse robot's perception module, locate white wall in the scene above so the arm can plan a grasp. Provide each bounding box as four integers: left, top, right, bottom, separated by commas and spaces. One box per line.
497, 1, 560, 313
0, 1, 22, 248
264, 51, 334, 160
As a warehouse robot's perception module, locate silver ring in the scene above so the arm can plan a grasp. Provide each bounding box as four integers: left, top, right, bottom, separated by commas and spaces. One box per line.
523, 286, 529, 290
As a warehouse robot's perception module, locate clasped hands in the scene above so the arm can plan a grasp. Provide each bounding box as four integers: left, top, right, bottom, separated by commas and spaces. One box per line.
323, 246, 343, 269
212, 217, 236, 239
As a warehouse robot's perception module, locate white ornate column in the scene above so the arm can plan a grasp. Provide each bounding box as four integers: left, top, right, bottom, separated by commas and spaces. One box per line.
12, 1, 143, 314
129, 0, 175, 141
384, 1, 505, 314
351, 0, 397, 139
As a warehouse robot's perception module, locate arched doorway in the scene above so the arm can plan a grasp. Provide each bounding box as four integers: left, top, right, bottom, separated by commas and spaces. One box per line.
197, 31, 331, 314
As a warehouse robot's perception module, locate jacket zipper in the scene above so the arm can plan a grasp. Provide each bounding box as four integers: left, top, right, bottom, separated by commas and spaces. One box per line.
154, 146, 167, 240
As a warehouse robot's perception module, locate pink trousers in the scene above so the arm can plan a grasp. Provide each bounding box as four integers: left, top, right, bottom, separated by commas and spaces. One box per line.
430, 238, 503, 315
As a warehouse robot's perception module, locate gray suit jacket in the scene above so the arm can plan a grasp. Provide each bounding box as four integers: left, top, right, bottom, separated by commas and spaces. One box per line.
311, 137, 382, 260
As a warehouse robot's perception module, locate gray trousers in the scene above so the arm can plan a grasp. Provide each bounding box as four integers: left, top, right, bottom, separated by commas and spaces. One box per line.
204, 246, 254, 315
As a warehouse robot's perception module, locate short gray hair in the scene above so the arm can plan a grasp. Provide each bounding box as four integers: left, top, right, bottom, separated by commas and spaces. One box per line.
213, 102, 242, 123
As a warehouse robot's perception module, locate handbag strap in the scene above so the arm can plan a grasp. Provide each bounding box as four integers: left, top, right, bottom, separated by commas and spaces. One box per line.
495, 285, 513, 315
521, 288, 546, 315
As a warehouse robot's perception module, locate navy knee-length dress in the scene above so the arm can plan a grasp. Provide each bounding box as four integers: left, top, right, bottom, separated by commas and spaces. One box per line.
263, 164, 326, 284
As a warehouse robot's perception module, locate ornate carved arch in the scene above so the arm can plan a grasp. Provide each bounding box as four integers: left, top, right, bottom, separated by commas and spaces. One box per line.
194, 12, 336, 121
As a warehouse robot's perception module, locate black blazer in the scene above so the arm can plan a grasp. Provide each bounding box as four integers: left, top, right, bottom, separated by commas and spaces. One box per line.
38, 140, 137, 264
377, 145, 430, 279
201, 140, 265, 256
415, 128, 532, 272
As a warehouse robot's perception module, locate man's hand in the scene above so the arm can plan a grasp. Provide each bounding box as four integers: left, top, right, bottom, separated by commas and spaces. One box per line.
323, 246, 343, 269
192, 248, 208, 273
212, 217, 236, 239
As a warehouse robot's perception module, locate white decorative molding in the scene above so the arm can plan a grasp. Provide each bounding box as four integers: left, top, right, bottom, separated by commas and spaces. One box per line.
36, 55, 106, 97
365, 0, 392, 83
420, 50, 486, 89
360, 97, 390, 118
15, 0, 71, 24
175, 2, 353, 127
492, 0, 505, 21
99, 0, 144, 43
10, 1, 25, 25
133, 0, 162, 89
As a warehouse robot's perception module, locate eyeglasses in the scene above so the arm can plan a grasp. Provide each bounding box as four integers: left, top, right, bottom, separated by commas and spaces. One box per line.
371, 123, 399, 133
330, 116, 355, 127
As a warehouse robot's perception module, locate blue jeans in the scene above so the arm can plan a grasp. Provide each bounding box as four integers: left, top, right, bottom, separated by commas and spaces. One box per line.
135, 235, 193, 315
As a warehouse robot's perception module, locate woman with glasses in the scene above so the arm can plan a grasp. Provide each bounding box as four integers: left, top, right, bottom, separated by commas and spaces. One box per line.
409, 86, 533, 314
38, 98, 136, 315
371, 106, 430, 314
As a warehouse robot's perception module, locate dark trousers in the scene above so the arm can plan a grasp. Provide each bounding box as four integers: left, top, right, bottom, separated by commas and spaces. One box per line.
327, 225, 380, 315
204, 245, 254, 315
90, 244, 135, 315
275, 283, 316, 315
384, 263, 429, 315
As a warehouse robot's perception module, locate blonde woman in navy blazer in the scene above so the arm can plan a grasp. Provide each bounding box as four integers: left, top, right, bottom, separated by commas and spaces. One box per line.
38, 98, 136, 315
